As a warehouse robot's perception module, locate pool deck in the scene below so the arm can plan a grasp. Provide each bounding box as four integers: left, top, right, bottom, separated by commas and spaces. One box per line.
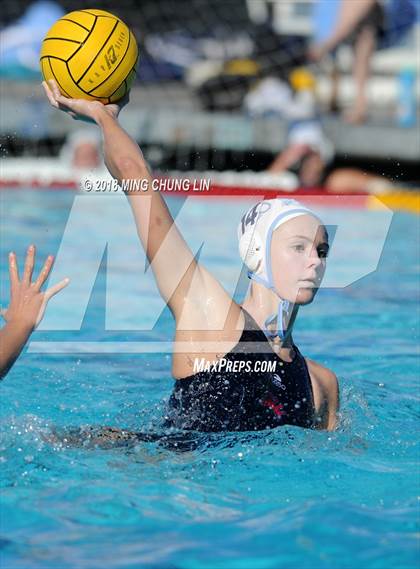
1, 81, 419, 163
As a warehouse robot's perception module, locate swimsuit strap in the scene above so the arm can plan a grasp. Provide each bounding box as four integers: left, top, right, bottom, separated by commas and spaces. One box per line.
239, 307, 269, 341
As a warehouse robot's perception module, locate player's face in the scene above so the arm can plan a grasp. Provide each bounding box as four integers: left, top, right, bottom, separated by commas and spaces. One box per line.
270, 215, 328, 305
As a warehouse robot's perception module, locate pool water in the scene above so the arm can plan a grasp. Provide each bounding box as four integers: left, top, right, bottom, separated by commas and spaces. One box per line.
1, 190, 419, 569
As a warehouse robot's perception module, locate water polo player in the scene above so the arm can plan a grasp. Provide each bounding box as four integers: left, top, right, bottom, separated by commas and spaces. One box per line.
43, 80, 339, 432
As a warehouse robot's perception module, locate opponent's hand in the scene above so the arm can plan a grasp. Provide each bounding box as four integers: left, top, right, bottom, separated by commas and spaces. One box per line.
1, 245, 70, 330
42, 79, 129, 124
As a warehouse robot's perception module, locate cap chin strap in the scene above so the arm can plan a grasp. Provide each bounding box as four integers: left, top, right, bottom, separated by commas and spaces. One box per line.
247, 271, 290, 341
264, 299, 290, 341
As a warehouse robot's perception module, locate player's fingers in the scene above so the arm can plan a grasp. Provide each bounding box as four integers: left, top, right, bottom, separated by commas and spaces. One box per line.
22, 244, 35, 285
48, 79, 62, 100
64, 108, 82, 120
56, 95, 78, 114
8, 251, 19, 289
33, 254, 54, 291
44, 277, 70, 300
47, 80, 75, 113
42, 81, 59, 108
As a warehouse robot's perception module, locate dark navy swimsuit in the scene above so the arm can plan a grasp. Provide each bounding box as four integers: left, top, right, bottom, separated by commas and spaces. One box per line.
165, 309, 316, 432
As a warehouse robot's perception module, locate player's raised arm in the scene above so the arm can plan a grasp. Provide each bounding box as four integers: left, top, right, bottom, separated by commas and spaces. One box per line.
42, 80, 228, 322
97, 109, 205, 317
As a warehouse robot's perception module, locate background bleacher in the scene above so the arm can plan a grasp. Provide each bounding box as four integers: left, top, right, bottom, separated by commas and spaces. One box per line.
1, 0, 419, 180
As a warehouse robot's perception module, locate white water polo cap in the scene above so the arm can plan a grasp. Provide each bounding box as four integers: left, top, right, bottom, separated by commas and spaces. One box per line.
237, 198, 323, 339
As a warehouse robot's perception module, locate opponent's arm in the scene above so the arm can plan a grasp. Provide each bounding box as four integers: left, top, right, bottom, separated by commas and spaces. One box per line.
0, 322, 33, 380
0, 247, 69, 380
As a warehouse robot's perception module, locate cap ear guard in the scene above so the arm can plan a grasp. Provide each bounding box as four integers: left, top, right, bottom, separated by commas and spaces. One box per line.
239, 231, 263, 273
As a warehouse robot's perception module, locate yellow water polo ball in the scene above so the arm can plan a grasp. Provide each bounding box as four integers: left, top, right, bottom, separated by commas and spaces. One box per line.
40, 9, 139, 103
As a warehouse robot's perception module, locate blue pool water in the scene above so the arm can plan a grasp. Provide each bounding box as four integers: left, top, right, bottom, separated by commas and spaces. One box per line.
1, 190, 419, 569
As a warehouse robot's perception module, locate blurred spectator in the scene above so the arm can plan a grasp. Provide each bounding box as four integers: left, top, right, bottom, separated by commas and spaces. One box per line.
266, 67, 335, 187
244, 68, 322, 120
243, 76, 292, 116
267, 135, 394, 194
0, 1, 64, 80
259, 66, 394, 192
59, 130, 102, 171
310, 0, 384, 123
309, 0, 417, 123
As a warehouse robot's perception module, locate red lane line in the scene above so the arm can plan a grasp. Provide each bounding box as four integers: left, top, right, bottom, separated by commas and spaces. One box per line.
0, 180, 371, 208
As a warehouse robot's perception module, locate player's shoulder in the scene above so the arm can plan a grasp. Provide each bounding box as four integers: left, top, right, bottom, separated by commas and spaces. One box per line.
306, 358, 340, 430
305, 358, 338, 394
